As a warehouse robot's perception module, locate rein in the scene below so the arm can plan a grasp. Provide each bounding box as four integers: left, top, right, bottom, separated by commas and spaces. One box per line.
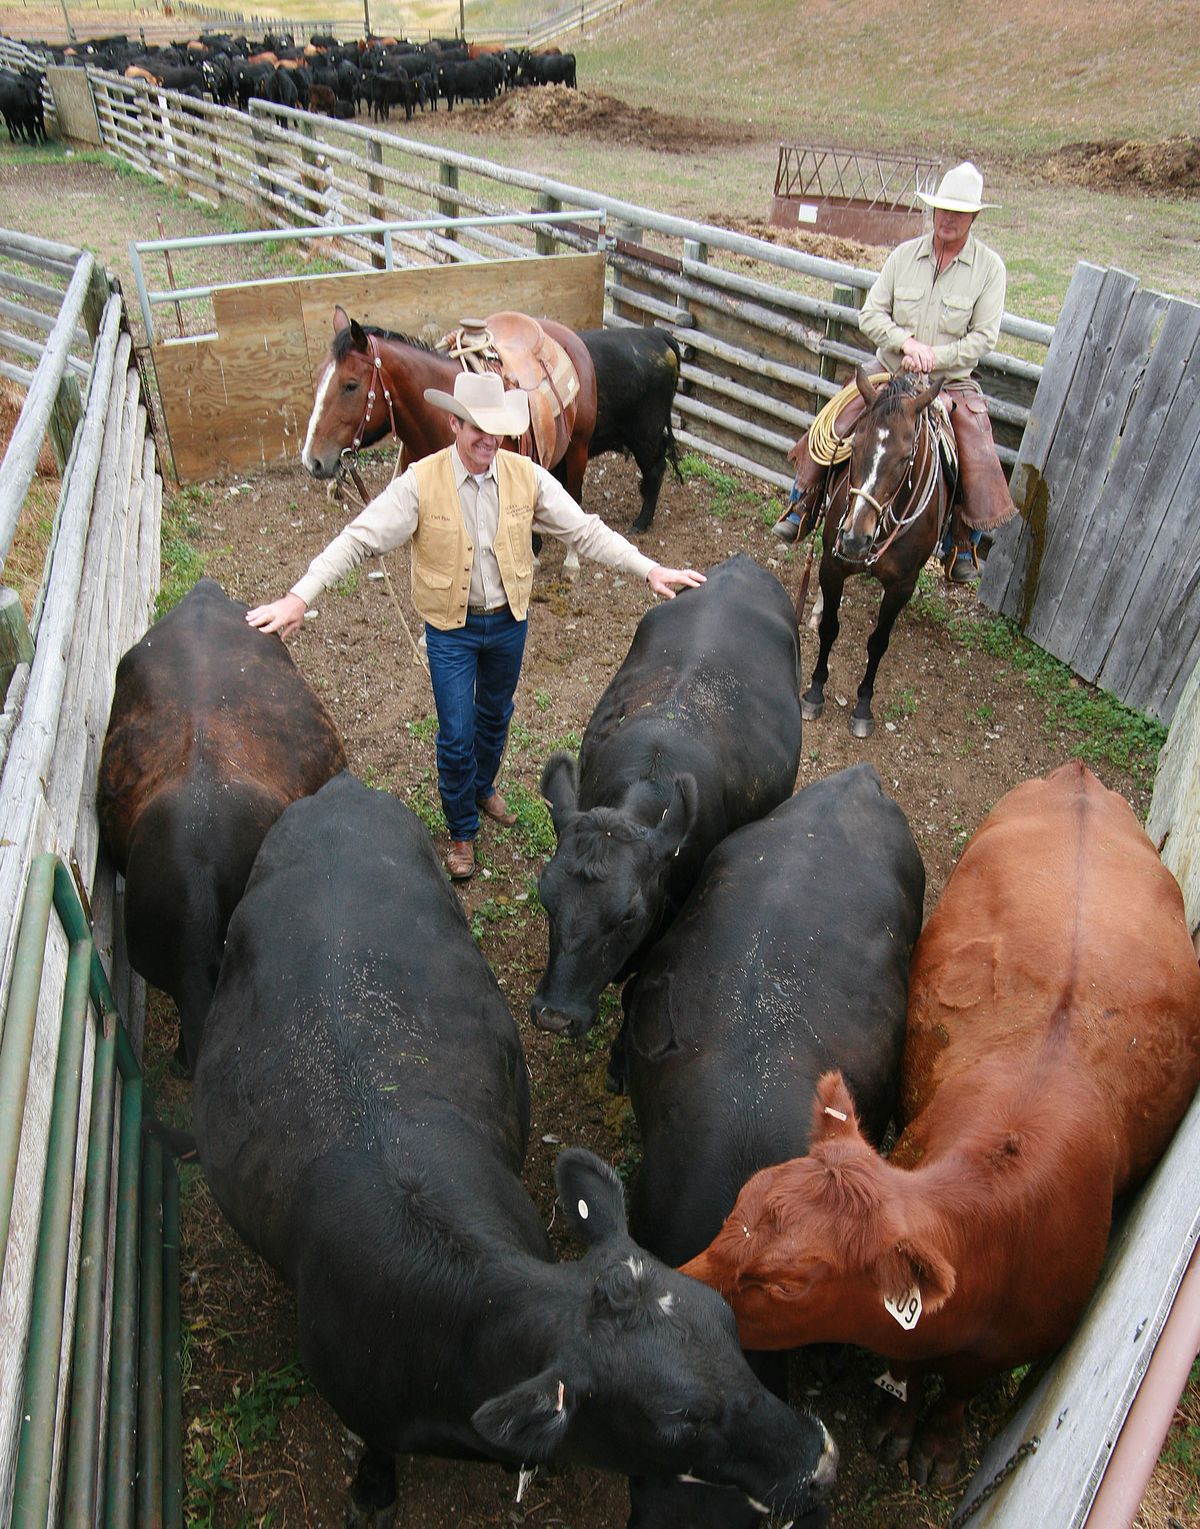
834, 413, 942, 566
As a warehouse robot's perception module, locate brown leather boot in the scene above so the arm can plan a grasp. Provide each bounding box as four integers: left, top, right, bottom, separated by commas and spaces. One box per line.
477, 792, 518, 828
446, 839, 475, 880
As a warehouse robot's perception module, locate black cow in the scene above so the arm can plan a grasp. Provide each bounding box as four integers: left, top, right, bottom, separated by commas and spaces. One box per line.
622, 765, 924, 1526
0, 69, 46, 143
192, 772, 837, 1527
97, 579, 346, 1068
581, 325, 683, 532
531, 554, 802, 1045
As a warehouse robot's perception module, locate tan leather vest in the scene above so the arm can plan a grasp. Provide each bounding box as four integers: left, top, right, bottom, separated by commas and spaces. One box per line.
409, 449, 538, 629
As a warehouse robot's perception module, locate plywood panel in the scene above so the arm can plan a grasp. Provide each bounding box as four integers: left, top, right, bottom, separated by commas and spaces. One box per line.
154, 257, 605, 481
297, 255, 606, 351
154, 278, 311, 481
46, 66, 101, 146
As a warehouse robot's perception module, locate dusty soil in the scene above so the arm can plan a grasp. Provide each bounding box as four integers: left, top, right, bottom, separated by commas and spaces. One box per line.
139, 430, 1163, 1529
1041, 136, 1200, 198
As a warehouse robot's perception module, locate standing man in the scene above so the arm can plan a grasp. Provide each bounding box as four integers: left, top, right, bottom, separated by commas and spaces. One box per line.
247, 371, 705, 882
774, 161, 1016, 583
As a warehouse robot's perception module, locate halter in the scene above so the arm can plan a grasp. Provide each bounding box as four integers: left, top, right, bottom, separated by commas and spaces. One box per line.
833, 411, 943, 566
349, 332, 400, 452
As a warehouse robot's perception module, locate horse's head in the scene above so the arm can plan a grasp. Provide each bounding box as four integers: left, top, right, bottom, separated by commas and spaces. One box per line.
837, 366, 942, 560
301, 307, 393, 479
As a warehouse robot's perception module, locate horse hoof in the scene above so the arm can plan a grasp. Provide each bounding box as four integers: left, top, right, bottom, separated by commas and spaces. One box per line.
849, 715, 875, 739
801, 698, 825, 721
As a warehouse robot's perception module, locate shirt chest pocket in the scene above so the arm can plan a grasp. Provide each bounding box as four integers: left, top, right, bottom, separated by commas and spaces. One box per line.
939, 296, 974, 338
892, 284, 926, 330
501, 502, 534, 577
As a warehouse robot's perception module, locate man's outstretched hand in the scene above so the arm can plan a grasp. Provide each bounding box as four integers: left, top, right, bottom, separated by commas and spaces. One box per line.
245, 593, 307, 638
647, 566, 707, 600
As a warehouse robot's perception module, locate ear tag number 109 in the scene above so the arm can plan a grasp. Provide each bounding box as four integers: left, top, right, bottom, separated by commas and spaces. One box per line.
884, 1283, 922, 1331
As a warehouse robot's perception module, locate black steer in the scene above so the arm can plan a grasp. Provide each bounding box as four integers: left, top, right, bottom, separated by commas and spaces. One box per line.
97, 578, 346, 1068
192, 773, 837, 1528
531, 553, 802, 1046
580, 326, 682, 533
623, 764, 924, 1527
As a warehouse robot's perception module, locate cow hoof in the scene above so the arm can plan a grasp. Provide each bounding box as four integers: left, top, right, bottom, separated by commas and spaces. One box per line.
801, 697, 825, 721
849, 715, 875, 739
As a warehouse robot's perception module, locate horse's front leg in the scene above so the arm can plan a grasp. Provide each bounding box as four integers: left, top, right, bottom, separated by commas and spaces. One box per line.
851, 576, 918, 738
802, 556, 846, 721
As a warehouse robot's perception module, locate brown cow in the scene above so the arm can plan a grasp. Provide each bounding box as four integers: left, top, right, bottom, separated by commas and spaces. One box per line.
123, 65, 162, 85
682, 762, 1200, 1485
98, 579, 347, 1070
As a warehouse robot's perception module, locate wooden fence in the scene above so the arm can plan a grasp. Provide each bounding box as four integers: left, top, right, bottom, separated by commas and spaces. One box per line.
0, 231, 172, 1525
979, 261, 1200, 725
79, 70, 1050, 495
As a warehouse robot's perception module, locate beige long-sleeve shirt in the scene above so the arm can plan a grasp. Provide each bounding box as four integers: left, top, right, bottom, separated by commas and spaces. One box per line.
858, 232, 1006, 382
291, 446, 656, 610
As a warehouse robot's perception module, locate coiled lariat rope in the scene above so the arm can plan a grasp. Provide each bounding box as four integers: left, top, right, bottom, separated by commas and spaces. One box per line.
807, 374, 890, 466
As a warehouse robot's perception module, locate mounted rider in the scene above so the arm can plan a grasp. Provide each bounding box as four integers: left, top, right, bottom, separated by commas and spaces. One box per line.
774, 161, 1017, 584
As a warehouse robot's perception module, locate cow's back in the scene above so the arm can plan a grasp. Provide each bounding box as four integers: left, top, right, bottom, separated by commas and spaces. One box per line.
579, 554, 801, 825
193, 771, 534, 1277
627, 763, 923, 1264
99, 577, 346, 862
904, 760, 1200, 1189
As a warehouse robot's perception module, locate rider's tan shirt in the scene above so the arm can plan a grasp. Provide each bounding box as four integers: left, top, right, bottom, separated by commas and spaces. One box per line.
291, 445, 655, 629
859, 232, 1006, 382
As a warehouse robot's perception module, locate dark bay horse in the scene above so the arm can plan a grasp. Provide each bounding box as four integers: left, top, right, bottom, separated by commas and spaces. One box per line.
802, 367, 950, 738
301, 306, 597, 498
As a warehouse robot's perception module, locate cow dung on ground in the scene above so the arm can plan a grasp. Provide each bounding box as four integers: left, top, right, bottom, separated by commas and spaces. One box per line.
150, 443, 1156, 1528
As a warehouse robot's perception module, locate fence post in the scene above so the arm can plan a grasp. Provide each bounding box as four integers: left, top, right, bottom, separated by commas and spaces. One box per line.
821, 282, 863, 384
250, 102, 273, 219
300, 115, 319, 218
367, 139, 386, 268
0, 588, 34, 697
535, 191, 560, 257
437, 162, 459, 244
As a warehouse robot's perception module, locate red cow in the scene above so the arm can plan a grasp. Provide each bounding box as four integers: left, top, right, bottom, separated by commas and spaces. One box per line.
682, 762, 1200, 1485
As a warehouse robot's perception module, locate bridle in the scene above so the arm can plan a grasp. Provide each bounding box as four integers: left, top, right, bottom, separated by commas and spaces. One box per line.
833, 410, 944, 566
338, 331, 402, 508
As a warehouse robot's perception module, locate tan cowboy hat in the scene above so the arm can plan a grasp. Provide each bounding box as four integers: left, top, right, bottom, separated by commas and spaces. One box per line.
918, 161, 1000, 214
423, 371, 530, 437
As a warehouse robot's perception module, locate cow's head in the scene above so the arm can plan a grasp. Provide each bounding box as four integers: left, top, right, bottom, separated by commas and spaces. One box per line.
472, 1149, 837, 1519
680, 1072, 956, 1352
530, 752, 698, 1037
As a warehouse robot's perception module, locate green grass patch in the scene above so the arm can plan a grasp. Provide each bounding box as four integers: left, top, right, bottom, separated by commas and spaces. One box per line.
406, 714, 438, 743
156, 486, 211, 618
909, 587, 1166, 785
184, 1359, 307, 1528
406, 776, 447, 837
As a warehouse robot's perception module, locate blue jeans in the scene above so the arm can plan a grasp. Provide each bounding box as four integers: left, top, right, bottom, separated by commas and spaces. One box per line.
425, 608, 527, 841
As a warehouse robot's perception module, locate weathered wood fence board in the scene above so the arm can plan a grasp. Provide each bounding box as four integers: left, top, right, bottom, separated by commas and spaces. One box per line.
1147, 654, 1200, 935
153, 253, 605, 480
978, 262, 1200, 723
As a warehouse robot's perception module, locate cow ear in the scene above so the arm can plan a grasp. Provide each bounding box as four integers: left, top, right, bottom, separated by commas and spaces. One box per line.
540, 751, 579, 837
555, 1147, 627, 1246
651, 774, 698, 859
855, 364, 878, 405
810, 1070, 862, 1144
875, 1237, 956, 1317
472, 1367, 575, 1461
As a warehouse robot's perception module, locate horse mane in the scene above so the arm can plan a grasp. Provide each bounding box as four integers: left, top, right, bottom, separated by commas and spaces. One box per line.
871, 372, 924, 420
330, 324, 437, 362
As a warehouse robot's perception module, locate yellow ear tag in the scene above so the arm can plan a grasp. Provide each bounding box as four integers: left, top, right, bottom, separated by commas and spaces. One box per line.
884, 1284, 922, 1330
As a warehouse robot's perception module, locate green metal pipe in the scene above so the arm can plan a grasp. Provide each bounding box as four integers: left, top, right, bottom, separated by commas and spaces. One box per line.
105, 1071, 143, 1529
62, 1005, 120, 1525
0, 851, 56, 1264
137, 1131, 164, 1529
10, 936, 95, 1529
162, 1156, 183, 1529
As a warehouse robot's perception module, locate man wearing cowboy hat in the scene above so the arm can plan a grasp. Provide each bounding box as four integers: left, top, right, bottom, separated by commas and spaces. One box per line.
773, 161, 1016, 583
247, 370, 705, 882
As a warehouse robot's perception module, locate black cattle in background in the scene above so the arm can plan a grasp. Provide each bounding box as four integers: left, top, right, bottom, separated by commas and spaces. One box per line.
622, 765, 924, 1526
580, 325, 683, 532
0, 69, 46, 142
97, 579, 346, 1068
532, 553, 803, 1049
192, 772, 838, 1527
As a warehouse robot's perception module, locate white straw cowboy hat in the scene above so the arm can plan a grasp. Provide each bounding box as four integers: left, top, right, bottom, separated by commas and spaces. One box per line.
423, 371, 530, 437
918, 161, 1000, 214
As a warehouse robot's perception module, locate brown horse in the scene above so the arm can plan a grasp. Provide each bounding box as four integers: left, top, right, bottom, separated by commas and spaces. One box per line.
301, 306, 598, 500
802, 367, 951, 738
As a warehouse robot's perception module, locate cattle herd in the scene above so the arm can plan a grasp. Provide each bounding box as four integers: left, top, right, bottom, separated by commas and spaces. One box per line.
97, 554, 1200, 1524
10, 28, 577, 129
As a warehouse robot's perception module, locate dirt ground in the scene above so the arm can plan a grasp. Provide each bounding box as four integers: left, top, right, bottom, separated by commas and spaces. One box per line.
136, 426, 1166, 1529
